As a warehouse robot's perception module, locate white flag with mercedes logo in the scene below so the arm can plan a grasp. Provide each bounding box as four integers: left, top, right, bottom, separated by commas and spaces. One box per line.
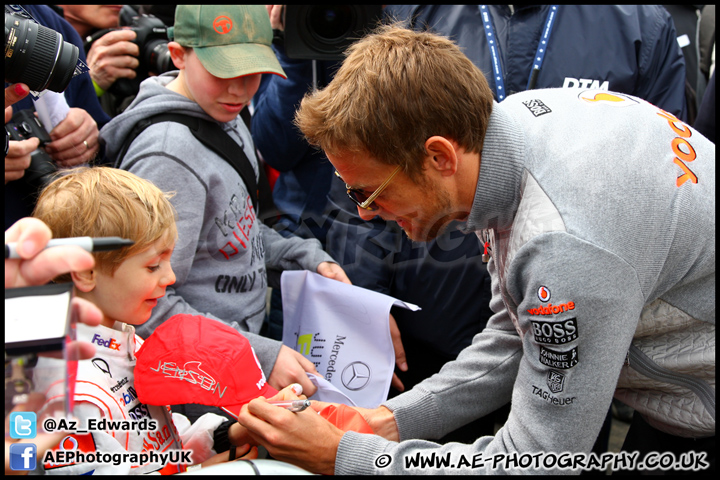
281, 271, 420, 408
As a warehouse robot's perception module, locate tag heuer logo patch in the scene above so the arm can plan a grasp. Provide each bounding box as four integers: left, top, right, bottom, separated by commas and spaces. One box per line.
547, 370, 566, 393
522, 98, 552, 117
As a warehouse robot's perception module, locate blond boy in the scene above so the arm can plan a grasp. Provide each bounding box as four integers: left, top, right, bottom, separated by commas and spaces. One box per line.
32, 167, 252, 474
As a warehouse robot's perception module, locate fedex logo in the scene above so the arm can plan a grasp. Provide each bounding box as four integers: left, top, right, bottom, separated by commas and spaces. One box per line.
91, 333, 121, 350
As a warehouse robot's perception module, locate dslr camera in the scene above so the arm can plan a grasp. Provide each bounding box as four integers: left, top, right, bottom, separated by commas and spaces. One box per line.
282, 5, 382, 60
5, 5, 84, 93
5, 109, 57, 192
87, 6, 175, 98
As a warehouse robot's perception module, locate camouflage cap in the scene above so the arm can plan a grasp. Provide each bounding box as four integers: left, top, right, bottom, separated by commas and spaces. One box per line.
168, 5, 286, 79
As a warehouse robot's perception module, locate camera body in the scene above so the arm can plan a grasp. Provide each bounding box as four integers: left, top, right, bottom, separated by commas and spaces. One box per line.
5, 109, 57, 192
5, 7, 82, 93
283, 5, 382, 60
91, 11, 174, 98
123, 13, 174, 79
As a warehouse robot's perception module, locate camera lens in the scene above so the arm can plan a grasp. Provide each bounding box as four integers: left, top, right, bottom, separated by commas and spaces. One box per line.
5, 13, 80, 93
284, 5, 381, 60
17, 121, 34, 137
307, 6, 354, 43
146, 40, 174, 77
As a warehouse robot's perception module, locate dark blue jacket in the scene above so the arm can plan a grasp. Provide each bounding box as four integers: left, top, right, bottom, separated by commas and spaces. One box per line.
252, 47, 339, 244
387, 4, 688, 119
694, 71, 715, 143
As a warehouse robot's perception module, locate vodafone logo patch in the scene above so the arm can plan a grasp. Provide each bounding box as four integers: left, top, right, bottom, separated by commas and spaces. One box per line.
537, 286, 551, 302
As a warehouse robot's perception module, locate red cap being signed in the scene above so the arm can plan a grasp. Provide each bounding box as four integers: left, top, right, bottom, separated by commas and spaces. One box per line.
135, 314, 278, 417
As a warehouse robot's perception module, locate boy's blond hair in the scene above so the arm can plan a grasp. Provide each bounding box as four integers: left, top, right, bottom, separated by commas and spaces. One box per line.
32, 167, 177, 281
294, 23, 495, 180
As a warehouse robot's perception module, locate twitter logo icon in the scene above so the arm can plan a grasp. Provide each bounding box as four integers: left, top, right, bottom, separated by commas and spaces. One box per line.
10, 412, 36, 439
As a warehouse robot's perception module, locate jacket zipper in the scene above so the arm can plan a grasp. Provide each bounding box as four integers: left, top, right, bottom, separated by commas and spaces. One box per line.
627, 344, 715, 420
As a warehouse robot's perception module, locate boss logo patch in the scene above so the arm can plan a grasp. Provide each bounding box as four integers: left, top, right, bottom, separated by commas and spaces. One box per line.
128, 403, 150, 421
532, 318, 578, 345
539, 345, 578, 369
522, 98, 552, 117
547, 370, 566, 393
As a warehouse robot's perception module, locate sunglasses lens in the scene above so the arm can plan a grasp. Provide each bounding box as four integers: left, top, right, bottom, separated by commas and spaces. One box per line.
347, 189, 377, 211
348, 189, 368, 204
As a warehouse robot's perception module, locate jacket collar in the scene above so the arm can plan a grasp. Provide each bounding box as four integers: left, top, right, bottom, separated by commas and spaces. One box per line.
465, 102, 525, 233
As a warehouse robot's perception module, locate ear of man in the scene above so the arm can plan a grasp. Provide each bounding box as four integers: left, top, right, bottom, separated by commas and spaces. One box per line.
424, 136, 459, 177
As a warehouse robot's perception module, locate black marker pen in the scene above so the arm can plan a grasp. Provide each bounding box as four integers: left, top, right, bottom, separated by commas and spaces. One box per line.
5, 236, 135, 259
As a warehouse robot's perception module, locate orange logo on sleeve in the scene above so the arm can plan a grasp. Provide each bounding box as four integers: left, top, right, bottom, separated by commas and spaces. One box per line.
578, 91, 639, 107
584, 93, 623, 103
656, 109, 698, 187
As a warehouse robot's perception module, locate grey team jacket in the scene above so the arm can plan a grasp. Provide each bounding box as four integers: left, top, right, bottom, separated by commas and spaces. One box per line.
335, 89, 714, 475
99, 72, 335, 374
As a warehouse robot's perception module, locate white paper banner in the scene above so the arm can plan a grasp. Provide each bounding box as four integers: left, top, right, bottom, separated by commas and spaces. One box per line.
304, 372, 357, 406
281, 271, 420, 408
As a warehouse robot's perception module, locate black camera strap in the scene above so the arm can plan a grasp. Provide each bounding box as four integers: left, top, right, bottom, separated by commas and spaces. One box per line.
115, 113, 277, 223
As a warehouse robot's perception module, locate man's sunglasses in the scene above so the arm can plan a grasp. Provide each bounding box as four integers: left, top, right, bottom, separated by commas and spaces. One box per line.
334, 165, 402, 211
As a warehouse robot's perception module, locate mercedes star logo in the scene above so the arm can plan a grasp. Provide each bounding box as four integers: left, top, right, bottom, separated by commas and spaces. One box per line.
341, 361, 371, 391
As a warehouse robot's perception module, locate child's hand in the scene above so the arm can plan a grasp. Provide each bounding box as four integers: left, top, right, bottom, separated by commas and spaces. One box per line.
316, 261, 351, 284
268, 346, 319, 397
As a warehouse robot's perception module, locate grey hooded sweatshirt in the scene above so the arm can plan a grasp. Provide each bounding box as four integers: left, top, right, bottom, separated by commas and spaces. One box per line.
100, 72, 335, 373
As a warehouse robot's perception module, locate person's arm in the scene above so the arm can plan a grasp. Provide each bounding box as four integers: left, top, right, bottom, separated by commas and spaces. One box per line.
4, 216, 95, 289
43, 107, 100, 167
5, 83, 39, 184
261, 222, 336, 273
338, 235, 643, 474
324, 192, 410, 387
85, 29, 140, 93
240, 234, 644, 474
5, 216, 102, 475
25, 5, 111, 129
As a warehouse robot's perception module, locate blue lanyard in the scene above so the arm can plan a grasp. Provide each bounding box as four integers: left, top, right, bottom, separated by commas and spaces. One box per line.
479, 5, 559, 101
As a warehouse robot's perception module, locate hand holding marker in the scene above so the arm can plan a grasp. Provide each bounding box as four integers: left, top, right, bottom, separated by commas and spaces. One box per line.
5, 236, 135, 259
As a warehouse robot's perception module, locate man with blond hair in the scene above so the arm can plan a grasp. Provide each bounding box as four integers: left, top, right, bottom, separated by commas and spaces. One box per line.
237, 24, 715, 475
